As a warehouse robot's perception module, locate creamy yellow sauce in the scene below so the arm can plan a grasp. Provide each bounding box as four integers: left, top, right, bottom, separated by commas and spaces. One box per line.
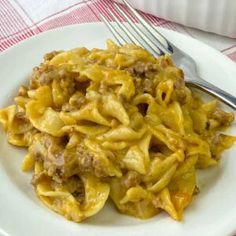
0, 40, 235, 222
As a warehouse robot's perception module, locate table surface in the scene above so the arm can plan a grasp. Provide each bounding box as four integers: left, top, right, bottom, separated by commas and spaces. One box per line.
0, 0, 235, 63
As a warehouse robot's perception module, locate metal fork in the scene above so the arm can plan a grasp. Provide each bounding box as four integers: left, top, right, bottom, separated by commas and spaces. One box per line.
99, 0, 236, 110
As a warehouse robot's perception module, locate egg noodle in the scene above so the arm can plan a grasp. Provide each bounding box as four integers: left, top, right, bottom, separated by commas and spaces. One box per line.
0, 40, 235, 222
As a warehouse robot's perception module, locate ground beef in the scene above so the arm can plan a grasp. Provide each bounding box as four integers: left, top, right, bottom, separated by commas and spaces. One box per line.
76, 145, 94, 173
122, 171, 141, 189
142, 78, 154, 94
172, 76, 187, 104
64, 175, 85, 203
30, 134, 67, 182
209, 133, 235, 160
76, 145, 116, 178
29, 63, 79, 91
133, 77, 155, 96
209, 108, 234, 126
125, 62, 158, 95
43, 50, 63, 61
126, 61, 158, 78
69, 95, 86, 110
93, 158, 108, 178
30, 64, 56, 87
31, 134, 117, 183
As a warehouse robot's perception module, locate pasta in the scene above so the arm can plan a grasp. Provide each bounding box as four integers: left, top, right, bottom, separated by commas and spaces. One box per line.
0, 40, 235, 222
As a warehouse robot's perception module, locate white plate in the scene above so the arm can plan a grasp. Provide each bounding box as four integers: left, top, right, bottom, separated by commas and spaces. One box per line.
0, 23, 236, 236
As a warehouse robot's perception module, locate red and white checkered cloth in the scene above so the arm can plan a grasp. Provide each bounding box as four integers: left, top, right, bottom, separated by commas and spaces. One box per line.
0, 0, 236, 62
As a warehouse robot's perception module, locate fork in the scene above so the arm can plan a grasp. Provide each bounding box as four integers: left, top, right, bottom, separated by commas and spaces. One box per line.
99, 0, 236, 110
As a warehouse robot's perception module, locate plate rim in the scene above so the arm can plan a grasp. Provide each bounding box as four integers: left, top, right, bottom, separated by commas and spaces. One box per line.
0, 22, 236, 236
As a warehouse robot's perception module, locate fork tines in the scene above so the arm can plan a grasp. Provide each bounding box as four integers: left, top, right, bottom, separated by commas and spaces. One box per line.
99, 0, 173, 57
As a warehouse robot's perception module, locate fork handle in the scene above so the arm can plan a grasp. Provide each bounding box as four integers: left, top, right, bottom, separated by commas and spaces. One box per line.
186, 77, 236, 110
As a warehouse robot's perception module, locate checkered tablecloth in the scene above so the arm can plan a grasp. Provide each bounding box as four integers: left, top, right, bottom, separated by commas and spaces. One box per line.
0, 0, 236, 62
